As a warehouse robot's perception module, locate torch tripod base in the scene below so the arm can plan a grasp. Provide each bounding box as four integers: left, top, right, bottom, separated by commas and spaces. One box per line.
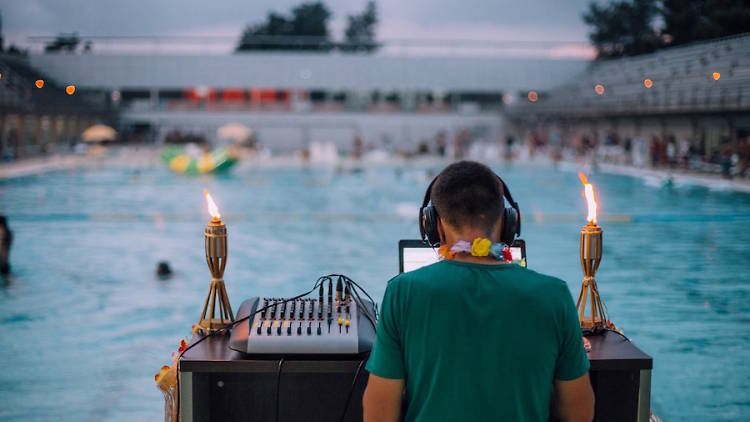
197, 278, 234, 333
576, 276, 607, 332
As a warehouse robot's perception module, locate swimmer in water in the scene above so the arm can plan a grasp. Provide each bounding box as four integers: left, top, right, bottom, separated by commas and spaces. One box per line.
0, 216, 13, 275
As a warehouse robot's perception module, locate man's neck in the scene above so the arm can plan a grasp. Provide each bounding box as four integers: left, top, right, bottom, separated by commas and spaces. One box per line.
443, 230, 505, 266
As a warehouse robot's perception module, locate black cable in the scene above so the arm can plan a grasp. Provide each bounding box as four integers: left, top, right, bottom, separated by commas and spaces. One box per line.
275, 358, 285, 422
581, 327, 630, 342
604, 328, 630, 342
338, 359, 366, 422
347, 281, 377, 331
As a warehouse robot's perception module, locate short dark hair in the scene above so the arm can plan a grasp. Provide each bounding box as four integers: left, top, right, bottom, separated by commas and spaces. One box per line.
431, 161, 503, 233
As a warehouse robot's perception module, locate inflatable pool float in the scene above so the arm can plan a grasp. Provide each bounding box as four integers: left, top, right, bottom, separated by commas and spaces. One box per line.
161, 146, 239, 174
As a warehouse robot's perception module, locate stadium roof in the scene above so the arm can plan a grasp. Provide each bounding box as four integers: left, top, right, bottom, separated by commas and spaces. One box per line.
28, 53, 588, 93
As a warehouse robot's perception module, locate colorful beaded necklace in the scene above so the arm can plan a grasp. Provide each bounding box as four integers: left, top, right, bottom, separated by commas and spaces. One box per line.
437, 237, 513, 262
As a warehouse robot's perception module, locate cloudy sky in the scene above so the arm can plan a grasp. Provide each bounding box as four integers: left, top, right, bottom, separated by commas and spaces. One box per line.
0, 0, 598, 56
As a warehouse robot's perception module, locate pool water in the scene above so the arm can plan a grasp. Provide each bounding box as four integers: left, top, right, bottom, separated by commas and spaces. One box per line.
1, 162, 749, 421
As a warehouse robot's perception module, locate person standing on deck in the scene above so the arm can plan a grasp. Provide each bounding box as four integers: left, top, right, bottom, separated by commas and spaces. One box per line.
363, 161, 594, 422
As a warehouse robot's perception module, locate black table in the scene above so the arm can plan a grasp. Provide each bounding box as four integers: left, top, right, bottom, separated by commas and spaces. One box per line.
180, 330, 652, 422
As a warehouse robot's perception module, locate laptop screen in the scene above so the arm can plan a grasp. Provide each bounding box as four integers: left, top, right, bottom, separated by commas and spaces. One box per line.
399, 239, 526, 273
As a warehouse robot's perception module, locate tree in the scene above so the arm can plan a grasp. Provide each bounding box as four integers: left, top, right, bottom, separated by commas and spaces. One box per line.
236, 2, 332, 51
662, 0, 750, 46
582, 0, 662, 59
44, 33, 80, 53
342, 1, 379, 52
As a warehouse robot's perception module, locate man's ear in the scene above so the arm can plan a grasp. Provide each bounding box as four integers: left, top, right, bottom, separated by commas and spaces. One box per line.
437, 218, 446, 244
493, 213, 504, 244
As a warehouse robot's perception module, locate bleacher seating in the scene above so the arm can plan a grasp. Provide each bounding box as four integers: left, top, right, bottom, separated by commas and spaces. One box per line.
510, 33, 750, 117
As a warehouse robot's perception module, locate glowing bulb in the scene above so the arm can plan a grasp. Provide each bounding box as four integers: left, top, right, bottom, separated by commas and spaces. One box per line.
65, 85, 76, 95
204, 189, 221, 220
644, 79, 653, 88
594, 84, 605, 95
712, 72, 721, 81
578, 173, 598, 224
35, 79, 44, 89
527, 91, 538, 102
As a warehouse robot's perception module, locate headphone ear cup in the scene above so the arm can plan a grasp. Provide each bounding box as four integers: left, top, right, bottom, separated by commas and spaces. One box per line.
501, 207, 518, 245
421, 205, 440, 246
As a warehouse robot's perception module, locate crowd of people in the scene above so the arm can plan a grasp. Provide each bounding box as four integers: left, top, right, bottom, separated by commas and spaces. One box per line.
522, 129, 750, 179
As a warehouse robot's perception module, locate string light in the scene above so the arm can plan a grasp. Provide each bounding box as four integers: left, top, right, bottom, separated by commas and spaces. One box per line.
65, 85, 76, 95
712, 72, 721, 81
35, 79, 44, 89
594, 84, 605, 95
527, 91, 538, 102
644, 79, 653, 89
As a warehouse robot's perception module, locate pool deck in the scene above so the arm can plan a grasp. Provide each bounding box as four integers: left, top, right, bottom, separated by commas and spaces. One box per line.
2, 148, 750, 194
0, 148, 160, 180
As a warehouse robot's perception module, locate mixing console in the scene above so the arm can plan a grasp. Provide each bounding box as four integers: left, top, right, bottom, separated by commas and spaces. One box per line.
229, 284, 375, 355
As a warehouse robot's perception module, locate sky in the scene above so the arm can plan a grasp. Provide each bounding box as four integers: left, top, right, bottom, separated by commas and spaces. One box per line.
0, 0, 598, 57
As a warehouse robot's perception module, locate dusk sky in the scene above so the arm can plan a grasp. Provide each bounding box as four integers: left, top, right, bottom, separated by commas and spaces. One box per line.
0, 0, 598, 55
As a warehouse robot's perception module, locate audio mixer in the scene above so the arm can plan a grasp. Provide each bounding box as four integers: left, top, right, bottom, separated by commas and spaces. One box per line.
229, 279, 376, 355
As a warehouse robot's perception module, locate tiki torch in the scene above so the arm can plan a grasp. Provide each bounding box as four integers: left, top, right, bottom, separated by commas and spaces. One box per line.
576, 173, 607, 332
197, 190, 234, 333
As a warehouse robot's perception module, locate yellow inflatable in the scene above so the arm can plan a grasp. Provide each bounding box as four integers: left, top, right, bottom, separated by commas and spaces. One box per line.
161, 146, 238, 175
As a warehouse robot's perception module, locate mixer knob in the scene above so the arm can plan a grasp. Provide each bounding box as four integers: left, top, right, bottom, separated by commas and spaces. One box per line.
307, 322, 312, 335
277, 325, 282, 335
317, 323, 322, 335
297, 324, 302, 335
287, 325, 292, 335
256, 324, 262, 335
267, 324, 272, 335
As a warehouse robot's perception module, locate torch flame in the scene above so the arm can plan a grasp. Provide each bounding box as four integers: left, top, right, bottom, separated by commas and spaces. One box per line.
204, 189, 221, 220
578, 172, 597, 224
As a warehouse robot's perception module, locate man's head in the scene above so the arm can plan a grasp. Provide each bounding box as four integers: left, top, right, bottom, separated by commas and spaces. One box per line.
430, 161, 504, 240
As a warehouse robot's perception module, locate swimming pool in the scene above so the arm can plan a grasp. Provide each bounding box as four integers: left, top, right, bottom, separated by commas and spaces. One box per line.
1, 161, 749, 421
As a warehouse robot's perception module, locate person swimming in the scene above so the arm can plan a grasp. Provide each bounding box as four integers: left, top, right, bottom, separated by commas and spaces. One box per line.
0, 216, 13, 275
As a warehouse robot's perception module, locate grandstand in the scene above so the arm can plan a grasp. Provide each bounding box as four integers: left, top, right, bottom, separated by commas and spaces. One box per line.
509, 33, 750, 117
506, 33, 750, 168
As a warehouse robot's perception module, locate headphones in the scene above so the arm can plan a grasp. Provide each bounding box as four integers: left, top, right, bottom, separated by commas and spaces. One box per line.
419, 172, 521, 247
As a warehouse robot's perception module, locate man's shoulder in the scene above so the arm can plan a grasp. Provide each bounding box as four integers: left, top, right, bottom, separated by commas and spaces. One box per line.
514, 267, 569, 288
390, 260, 450, 284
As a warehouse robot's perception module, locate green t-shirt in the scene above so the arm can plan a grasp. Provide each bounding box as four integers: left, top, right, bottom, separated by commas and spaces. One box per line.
366, 260, 590, 422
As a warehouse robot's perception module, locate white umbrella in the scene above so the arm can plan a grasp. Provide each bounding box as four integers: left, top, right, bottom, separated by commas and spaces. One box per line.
217, 123, 252, 143
81, 124, 117, 142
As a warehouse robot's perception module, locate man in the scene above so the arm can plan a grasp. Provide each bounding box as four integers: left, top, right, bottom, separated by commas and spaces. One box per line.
363, 161, 594, 422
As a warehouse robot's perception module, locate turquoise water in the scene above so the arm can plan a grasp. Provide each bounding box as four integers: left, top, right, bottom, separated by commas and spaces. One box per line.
1, 162, 749, 421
